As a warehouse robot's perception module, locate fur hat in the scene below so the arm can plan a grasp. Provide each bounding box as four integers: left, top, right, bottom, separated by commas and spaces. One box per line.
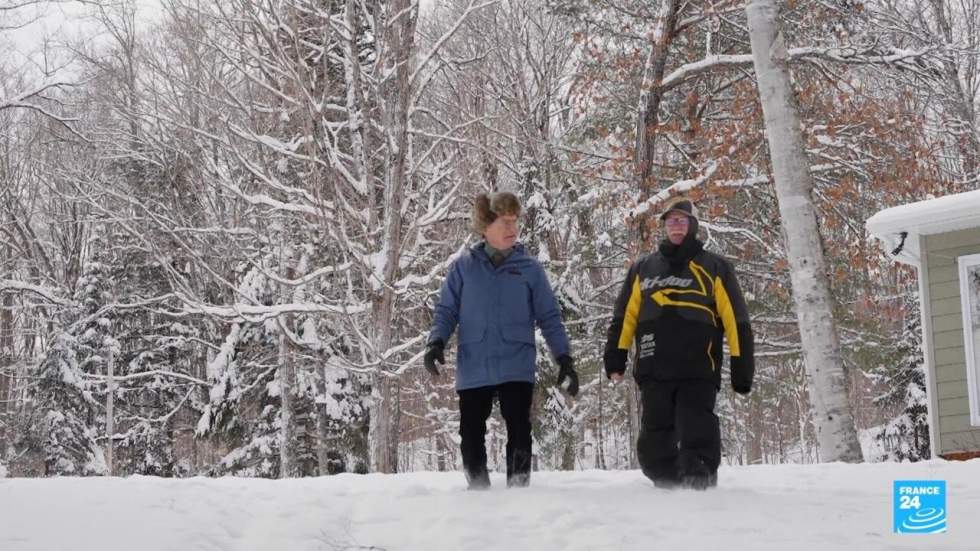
473, 192, 522, 233
658, 196, 699, 221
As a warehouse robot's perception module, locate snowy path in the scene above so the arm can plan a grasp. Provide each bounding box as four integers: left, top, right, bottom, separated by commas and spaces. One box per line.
2, 460, 978, 550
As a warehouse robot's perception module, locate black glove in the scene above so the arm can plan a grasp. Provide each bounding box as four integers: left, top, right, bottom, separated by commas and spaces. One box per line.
423, 339, 445, 377
731, 355, 753, 394
603, 347, 627, 379
556, 355, 579, 397
730, 323, 754, 394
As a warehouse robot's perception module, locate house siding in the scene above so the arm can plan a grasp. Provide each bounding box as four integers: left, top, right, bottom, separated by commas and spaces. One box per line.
925, 228, 980, 455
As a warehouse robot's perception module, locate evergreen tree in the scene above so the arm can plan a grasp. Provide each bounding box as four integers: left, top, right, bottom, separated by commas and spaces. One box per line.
17, 261, 114, 476
315, 351, 370, 475
196, 264, 282, 477
873, 292, 930, 461
32, 332, 107, 476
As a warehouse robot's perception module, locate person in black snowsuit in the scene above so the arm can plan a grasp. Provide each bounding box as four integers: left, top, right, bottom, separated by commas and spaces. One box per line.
603, 197, 754, 489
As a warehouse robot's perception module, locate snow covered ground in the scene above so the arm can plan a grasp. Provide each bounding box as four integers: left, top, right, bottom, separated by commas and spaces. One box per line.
2, 460, 978, 551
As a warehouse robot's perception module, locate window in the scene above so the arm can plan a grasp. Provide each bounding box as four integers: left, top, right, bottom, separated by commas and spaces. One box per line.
957, 253, 980, 426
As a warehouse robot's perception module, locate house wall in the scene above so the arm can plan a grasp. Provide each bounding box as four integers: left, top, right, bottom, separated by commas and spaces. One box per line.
924, 228, 980, 455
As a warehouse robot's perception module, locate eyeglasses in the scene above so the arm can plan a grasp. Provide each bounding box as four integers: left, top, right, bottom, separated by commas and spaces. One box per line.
496, 218, 519, 229
664, 217, 690, 227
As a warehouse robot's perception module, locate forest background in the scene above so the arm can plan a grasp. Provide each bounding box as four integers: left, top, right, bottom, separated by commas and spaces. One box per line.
1, 0, 975, 478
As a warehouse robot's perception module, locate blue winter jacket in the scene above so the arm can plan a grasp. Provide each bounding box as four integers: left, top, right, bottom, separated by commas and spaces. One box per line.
428, 242, 571, 390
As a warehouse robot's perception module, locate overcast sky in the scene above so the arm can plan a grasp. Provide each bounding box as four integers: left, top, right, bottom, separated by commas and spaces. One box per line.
4, 0, 438, 72
4, 0, 163, 79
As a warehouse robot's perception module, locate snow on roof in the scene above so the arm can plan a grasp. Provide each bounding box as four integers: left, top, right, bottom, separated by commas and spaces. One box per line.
866, 189, 980, 265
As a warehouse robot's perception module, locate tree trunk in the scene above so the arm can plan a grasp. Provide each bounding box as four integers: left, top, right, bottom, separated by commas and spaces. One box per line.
927, 0, 980, 180
747, 397, 763, 464
315, 365, 333, 476
369, 0, 417, 474
0, 236, 11, 463
0, 284, 12, 463
279, 326, 299, 477
279, 249, 299, 478
633, 0, 680, 245
345, 0, 373, 202
106, 347, 115, 476
746, 0, 863, 463
595, 370, 607, 469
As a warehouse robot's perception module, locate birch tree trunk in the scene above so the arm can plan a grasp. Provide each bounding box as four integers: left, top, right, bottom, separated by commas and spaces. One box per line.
746, 0, 863, 463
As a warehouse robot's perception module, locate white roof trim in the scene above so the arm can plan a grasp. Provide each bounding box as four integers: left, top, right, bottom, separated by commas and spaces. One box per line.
866, 190, 980, 265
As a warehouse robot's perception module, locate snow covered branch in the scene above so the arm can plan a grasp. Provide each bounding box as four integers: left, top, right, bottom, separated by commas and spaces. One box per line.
85, 370, 209, 387
629, 161, 719, 218
0, 279, 72, 306
171, 299, 370, 323
660, 47, 938, 93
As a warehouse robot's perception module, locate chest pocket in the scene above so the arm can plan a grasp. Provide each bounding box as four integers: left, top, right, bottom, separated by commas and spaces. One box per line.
498, 270, 533, 324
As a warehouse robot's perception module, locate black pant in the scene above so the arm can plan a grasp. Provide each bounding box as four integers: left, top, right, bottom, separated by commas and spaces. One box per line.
636, 380, 720, 484
458, 381, 534, 486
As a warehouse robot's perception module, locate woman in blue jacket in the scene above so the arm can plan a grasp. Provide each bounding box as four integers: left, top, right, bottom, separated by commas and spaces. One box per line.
424, 192, 578, 489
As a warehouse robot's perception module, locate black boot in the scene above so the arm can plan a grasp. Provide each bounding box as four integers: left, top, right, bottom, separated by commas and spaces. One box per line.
506, 448, 531, 488
681, 472, 718, 491
507, 471, 530, 488
466, 467, 491, 490
499, 382, 534, 489
652, 476, 681, 490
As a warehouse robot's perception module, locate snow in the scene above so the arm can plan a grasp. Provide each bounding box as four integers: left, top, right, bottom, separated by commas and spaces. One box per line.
254, 134, 305, 153
298, 318, 319, 347
182, 301, 370, 323
2, 461, 980, 550
630, 161, 718, 218
866, 190, 980, 265
365, 251, 388, 292
0, 279, 71, 306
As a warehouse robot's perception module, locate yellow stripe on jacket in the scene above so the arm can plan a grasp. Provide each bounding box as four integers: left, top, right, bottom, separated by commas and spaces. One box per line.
713, 275, 741, 357
617, 274, 643, 350
650, 261, 718, 325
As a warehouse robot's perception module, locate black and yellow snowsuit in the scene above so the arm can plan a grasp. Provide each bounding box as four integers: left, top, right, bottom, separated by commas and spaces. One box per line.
604, 243, 754, 389
604, 234, 754, 488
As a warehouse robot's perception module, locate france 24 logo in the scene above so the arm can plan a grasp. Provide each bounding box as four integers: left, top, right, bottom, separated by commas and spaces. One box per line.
893, 480, 946, 534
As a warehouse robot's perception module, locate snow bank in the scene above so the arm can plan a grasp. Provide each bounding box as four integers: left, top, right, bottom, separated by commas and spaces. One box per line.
1, 461, 978, 550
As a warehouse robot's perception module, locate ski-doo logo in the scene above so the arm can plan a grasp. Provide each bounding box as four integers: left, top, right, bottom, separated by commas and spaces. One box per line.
641, 275, 694, 290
